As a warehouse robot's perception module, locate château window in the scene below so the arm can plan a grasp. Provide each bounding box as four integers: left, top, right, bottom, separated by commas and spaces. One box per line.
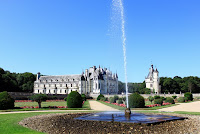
60, 84, 62, 87
54, 90, 55, 93
99, 83, 100, 89
150, 84, 153, 87
60, 90, 62, 93
73, 79, 74, 81
65, 90, 66, 93
38, 90, 39, 93
71, 84, 72, 87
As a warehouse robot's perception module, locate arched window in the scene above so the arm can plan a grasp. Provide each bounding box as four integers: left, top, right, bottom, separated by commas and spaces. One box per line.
73, 79, 74, 81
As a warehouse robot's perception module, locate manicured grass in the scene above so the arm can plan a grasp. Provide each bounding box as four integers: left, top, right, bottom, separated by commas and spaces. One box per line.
15, 101, 67, 107
99, 100, 177, 110
0, 111, 95, 134
98, 101, 126, 110
0, 100, 91, 112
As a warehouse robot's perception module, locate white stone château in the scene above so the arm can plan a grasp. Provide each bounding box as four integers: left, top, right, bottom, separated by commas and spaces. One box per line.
33, 66, 118, 95
145, 64, 161, 94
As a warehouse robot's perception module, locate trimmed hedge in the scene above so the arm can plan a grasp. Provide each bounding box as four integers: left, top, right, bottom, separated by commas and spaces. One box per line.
128, 93, 145, 108
97, 94, 104, 101
154, 98, 163, 105
154, 95, 160, 99
109, 97, 115, 103
67, 91, 83, 108
0, 91, 15, 110
113, 95, 119, 102
165, 97, 175, 104
178, 97, 185, 103
81, 94, 86, 101
100, 97, 106, 101
172, 96, 177, 99
184, 92, 193, 101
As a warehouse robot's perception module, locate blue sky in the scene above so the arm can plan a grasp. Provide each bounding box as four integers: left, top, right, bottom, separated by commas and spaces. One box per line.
0, 0, 200, 82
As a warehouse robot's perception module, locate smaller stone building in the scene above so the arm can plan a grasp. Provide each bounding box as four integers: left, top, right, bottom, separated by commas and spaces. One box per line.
145, 64, 161, 94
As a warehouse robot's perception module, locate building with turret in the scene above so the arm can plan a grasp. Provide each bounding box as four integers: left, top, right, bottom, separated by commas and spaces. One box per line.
33, 66, 118, 95
145, 64, 161, 94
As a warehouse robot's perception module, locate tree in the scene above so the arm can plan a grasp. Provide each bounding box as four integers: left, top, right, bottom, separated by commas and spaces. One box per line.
148, 96, 154, 104
29, 94, 47, 108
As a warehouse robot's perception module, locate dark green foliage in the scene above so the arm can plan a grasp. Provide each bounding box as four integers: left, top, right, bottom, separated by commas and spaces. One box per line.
64, 97, 67, 101
81, 94, 86, 101
184, 92, 193, 101
154, 99, 163, 105
100, 97, 106, 101
109, 97, 115, 103
172, 96, 177, 99
122, 97, 126, 101
148, 96, 154, 104
97, 94, 104, 101
0, 91, 14, 110
67, 91, 82, 108
116, 99, 123, 104
29, 94, 47, 108
0, 67, 36, 93
128, 93, 145, 108
160, 97, 166, 101
154, 95, 160, 99
165, 97, 175, 104
178, 97, 185, 103
113, 95, 119, 102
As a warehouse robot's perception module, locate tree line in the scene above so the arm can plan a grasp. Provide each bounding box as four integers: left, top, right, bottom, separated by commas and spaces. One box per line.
0, 68, 36, 93
118, 76, 200, 94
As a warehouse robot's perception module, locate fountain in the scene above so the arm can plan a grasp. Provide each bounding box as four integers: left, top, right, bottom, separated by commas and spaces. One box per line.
76, 0, 186, 125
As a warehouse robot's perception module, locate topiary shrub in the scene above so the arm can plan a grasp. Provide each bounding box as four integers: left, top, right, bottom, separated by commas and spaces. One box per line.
172, 96, 177, 99
113, 95, 119, 102
128, 93, 145, 108
97, 94, 104, 101
154, 95, 160, 99
100, 97, 106, 101
67, 91, 83, 108
154, 99, 163, 105
81, 94, 86, 101
64, 97, 67, 101
165, 97, 175, 104
109, 97, 115, 103
116, 98, 123, 104
0, 91, 14, 110
122, 97, 126, 101
30, 94, 48, 108
184, 92, 193, 101
148, 96, 154, 104
178, 97, 185, 103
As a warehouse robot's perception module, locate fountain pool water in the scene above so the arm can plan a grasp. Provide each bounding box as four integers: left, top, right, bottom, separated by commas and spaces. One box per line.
76, 112, 186, 125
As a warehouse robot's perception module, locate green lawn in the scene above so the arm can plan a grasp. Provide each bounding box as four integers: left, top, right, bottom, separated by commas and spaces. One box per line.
0, 100, 91, 112
15, 101, 67, 107
99, 100, 177, 110
0, 111, 94, 134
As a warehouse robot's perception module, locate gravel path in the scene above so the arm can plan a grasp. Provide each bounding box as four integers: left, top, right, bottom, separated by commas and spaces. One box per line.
89, 100, 119, 111
159, 101, 200, 112
19, 112, 200, 134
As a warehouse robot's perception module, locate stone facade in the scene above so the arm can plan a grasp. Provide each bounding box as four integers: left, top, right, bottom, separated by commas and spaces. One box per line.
33, 66, 118, 95
145, 64, 161, 94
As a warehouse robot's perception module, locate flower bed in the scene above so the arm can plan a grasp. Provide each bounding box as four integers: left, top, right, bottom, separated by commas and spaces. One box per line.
102, 101, 126, 107
15, 100, 32, 102
146, 102, 172, 107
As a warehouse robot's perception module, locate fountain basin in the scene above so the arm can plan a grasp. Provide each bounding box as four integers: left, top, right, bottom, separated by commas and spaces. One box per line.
75, 112, 186, 125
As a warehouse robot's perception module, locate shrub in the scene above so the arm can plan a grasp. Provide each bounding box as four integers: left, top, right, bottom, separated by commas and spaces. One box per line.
154, 95, 160, 99
172, 96, 177, 99
178, 97, 185, 103
128, 93, 145, 108
116, 99, 123, 104
109, 97, 115, 103
64, 97, 67, 101
154, 99, 163, 105
165, 97, 175, 104
97, 94, 104, 101
30, 94, 48, 108
122, 97, 126, 101
113, 95, 119, 102
184, 92, 193, 101
0, 91, 14, 110
100, 97, 106, 101
160, 97, 166, 101
81, 94, 86, 101
148, 96, 154, 104
67, 91, 83, 108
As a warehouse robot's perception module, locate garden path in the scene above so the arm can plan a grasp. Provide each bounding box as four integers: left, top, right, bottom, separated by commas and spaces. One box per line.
89, 100, 119, 111
158, 101, 200, 112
